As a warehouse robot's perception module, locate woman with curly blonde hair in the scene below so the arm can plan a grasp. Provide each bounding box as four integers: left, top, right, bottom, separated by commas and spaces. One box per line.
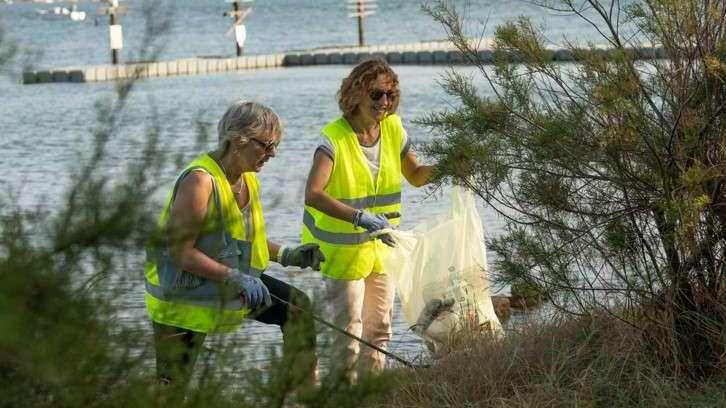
302, 57, 434, 380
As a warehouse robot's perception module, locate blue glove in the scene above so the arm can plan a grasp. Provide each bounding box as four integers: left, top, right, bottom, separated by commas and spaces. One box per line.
354, 210, 397, 247
224, 268, 271, 309
354, 210, 391, 232
279, 243, 326, 270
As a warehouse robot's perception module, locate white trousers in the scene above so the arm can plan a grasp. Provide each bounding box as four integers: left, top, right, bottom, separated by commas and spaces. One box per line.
325, 272, 395, 378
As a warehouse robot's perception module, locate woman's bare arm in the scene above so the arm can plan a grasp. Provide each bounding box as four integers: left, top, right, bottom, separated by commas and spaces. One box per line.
304, 150, 357, 222
168, 171, 232, 281
401, 149, 435, 187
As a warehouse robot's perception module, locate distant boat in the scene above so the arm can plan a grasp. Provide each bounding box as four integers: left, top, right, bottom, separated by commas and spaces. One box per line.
70, 9, 86, 21
36, 3, 86, 21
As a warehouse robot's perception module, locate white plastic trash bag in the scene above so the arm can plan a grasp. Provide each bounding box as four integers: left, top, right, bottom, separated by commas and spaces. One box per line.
384, 187, 503, 354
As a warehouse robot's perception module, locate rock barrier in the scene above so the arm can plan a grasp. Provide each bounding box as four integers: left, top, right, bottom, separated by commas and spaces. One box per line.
22, 41, 666, 84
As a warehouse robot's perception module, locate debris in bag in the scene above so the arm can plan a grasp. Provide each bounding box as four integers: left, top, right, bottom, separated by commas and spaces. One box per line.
413, 297, 456, 334
416, 263, 503, 354
384, 187, 504, 356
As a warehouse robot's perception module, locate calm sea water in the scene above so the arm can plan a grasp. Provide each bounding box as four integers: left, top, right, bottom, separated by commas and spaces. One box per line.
2, 0, 605, 69
1, 0, 606, 369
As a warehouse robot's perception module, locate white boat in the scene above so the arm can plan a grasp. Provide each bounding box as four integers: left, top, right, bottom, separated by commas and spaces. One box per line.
35, 3, 86, 21
70, 5, 86, 21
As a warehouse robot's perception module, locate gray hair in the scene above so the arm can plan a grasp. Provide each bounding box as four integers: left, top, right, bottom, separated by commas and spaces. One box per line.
216, 100, 282, 153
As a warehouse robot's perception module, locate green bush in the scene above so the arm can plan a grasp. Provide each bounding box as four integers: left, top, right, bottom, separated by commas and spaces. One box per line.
421, 0, 726, 380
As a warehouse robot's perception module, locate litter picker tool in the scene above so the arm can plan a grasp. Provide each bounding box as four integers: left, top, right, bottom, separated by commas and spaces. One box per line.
269, 293, 415, 368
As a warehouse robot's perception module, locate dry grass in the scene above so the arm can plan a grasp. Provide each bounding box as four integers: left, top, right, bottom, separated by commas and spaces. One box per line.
372, 314, 726, 407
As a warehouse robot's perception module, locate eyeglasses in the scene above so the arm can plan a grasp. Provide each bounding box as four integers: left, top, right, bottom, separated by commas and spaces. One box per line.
249, 137, 278, 153
369, 89, 397, 101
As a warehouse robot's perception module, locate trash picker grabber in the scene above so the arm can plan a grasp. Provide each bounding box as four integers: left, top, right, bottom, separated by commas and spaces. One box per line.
269, 293, 415, 368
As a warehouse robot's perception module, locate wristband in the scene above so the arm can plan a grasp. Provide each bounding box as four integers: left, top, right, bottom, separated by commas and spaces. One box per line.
352, 209, 363, 228
222, 268, 243, 291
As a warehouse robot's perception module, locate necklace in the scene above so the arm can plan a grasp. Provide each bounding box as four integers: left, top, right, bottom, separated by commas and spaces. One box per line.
231, 183, 244, 195
217, 157, 244, 195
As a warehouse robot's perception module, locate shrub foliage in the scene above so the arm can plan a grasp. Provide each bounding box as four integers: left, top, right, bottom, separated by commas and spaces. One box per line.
421, 0, 725, 379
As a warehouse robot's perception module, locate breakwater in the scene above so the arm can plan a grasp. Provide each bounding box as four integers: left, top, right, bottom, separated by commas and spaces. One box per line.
22, 40, 665, 85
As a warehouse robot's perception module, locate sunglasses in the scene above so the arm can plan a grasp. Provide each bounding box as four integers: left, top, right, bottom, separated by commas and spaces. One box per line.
249, 137, 278, 153
369, 89, 397, 101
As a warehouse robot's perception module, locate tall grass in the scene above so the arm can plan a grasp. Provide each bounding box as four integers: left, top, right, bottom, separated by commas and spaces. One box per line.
376, 313, 726, 407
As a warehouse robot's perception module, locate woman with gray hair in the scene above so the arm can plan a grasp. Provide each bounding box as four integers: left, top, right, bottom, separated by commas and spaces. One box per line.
144, 100, 323, 389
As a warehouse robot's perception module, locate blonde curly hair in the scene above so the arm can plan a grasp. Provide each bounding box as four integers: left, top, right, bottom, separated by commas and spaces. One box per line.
337, 57, 400, 117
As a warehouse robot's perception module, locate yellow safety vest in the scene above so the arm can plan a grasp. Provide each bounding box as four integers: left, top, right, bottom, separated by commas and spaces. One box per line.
302, 114, 403, 280
144, 154, 269, 333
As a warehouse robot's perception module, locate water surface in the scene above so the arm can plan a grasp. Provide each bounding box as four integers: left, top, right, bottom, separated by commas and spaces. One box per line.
0, 0, 610, 369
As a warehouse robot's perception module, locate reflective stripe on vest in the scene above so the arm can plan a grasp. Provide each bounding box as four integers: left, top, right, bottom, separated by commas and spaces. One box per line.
145, 280, 241, 311
303, 209, 371, 245
144, 154, 269, 334
302, 114, 403, 280
338, 191, 401, 208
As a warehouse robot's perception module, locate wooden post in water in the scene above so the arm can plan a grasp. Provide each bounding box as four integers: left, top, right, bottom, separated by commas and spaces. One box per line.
347, 0, 376, 47
233, 1, 242, 56
110, 9, 118, 64
224, 0, 252, 56
98, 0, 127, 65
356, 0, 364, 47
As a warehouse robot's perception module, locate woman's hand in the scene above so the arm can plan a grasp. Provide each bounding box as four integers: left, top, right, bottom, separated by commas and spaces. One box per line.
224, 268, 271, 309
354, 210, 391, 232
279, 243, 326, 270
354, 210, 398, 247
